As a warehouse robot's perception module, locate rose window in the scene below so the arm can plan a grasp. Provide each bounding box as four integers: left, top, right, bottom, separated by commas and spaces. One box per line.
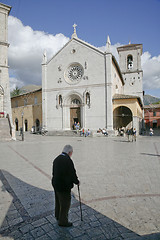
65, 63, 84, 84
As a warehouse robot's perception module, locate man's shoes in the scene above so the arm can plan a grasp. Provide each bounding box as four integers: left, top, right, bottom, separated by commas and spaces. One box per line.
58, 222, 73, 227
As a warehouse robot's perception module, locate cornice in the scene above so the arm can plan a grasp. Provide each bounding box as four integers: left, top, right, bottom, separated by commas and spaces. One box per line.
43, 83, 106, 92
0, 41, 9, 47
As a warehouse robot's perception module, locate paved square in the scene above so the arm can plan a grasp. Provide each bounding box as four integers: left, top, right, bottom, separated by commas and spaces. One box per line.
0, 133, 160, 239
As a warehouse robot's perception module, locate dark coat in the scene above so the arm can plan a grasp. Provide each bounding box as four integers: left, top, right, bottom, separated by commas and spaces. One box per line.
52, 152, 79, 192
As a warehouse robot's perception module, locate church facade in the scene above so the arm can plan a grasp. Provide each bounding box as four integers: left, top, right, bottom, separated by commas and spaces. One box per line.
42, 26, 143, 135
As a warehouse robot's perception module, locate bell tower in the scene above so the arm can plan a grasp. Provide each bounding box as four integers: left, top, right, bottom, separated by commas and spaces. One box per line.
117, 43, 143, 102
0, 3, 12, 120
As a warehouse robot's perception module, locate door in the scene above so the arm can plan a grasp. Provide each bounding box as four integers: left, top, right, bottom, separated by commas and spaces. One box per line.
70, 107, 80, 129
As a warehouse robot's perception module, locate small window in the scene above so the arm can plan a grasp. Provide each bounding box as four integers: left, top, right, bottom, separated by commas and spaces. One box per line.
34, 96, 37, 105
24, 98, 27, 106
71, 99, 80, 105
59, 95, 62, 106
153, 111, 156, 117
15, 100, 18, 108
86, 92, 90, 105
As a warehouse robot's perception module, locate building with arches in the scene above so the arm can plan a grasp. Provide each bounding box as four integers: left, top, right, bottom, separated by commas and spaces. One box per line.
42, 26, 143, 135
11, 87, 42, 132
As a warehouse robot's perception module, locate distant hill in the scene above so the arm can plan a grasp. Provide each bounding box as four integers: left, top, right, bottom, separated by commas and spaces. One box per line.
143, 94, 160, 105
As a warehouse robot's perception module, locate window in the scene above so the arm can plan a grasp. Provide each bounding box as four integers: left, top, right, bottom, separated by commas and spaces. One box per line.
71, 99, 80, 105
15, 100, 18, 108
127, 55, 133, 69
34, 96, 37, 105
59, 95, 62, 106
86, 92, 90, 105
153, 111, 156, 117
24, 98, 27, 106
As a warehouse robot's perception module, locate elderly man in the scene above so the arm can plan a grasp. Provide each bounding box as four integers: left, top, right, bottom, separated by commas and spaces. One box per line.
52, 145, 79, 227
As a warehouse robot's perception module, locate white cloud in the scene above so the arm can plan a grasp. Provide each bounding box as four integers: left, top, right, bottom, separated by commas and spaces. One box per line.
8, 16, 69, 89
8, 16, 160, 98
9, 77, 24, 91
141, 52, 160, 90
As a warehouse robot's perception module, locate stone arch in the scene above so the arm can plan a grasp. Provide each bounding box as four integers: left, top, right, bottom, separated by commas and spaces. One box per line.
113, 106, 133, 130
127, 54, 133, 69
63, 92, 83, 130
64, 91, 83, 106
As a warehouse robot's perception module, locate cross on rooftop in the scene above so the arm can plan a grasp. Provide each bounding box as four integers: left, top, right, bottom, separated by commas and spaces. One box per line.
73, 23, 77, 33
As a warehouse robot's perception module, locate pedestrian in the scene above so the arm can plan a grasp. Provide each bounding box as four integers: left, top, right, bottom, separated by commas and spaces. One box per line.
51, 145, 80, 227
126, 128, 130, 141
133, 128, 136, 141
149, 128, 154, 136
19, 127, 22, 136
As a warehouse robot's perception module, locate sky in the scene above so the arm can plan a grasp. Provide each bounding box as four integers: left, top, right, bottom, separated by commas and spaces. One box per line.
2, 0, 160, 98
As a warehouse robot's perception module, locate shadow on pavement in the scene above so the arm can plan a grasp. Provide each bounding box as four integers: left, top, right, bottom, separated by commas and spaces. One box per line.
0, 170, 160, 240
141, 153, 160, 157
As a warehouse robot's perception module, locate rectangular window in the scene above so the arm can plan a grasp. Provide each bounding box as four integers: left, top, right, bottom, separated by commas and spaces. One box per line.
24, 98, 27, 106
15, 100, 18, 108
34, 96, 37, 105
153, 111, 156, 117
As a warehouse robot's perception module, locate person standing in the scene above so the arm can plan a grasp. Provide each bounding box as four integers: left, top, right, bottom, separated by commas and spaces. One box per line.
133, 128, 136, 141
52, 145, 79, 227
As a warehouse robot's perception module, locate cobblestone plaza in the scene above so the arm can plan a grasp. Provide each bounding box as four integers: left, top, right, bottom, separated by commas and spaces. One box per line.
0, 134, 160, 240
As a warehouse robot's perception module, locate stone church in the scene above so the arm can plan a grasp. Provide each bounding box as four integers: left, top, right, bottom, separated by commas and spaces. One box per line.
42, 25, 143, 135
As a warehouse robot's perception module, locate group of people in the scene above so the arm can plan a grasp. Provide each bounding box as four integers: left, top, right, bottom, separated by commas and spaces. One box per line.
73, 122, 91, 137
80, 128, 90, 137
73, 122, 80, 131
126, 128, 136, 142
97, 128, 108, 136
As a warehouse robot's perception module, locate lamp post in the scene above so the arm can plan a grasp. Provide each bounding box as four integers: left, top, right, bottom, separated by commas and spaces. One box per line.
21, 112, 24, 141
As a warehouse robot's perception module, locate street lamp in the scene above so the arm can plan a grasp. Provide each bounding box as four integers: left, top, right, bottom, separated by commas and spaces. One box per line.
21, 112, 24, 141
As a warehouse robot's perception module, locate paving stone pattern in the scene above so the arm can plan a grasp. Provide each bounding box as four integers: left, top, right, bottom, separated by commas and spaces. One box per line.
0, 133, 160, 239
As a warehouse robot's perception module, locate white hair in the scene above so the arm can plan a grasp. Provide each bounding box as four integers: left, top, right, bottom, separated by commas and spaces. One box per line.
62, 145, 73, 154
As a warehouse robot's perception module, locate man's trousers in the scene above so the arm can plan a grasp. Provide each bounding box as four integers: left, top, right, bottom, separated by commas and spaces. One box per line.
54, 189, 71, 225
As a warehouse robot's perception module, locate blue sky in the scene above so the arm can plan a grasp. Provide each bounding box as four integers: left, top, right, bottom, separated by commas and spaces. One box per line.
2, 0, 160, 98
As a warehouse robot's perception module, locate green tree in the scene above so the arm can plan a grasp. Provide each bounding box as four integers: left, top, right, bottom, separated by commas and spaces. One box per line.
11, 86, 21, 97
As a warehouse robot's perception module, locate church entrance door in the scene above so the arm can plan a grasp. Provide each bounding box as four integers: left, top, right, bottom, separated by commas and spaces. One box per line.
70, 107, 80, 130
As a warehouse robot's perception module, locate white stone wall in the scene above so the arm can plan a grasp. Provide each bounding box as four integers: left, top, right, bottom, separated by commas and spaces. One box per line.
112, 62, 124, 95
43, 39, 107, 131
118, 46, 143, 103
0, 3, 12, 123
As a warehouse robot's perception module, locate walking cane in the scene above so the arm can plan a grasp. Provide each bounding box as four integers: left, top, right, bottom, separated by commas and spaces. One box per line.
77, 184, 83, 221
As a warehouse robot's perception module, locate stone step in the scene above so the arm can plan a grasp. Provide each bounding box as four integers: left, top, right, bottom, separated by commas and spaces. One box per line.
47, 130, 80, 137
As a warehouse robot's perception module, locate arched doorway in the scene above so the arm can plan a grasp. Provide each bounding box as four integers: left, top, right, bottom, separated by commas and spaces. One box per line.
36, 119, 40, 132
24, 119, 28, 131
15, 118, 18, 131
113, 106, 133, 130
70, 98, 81, 129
